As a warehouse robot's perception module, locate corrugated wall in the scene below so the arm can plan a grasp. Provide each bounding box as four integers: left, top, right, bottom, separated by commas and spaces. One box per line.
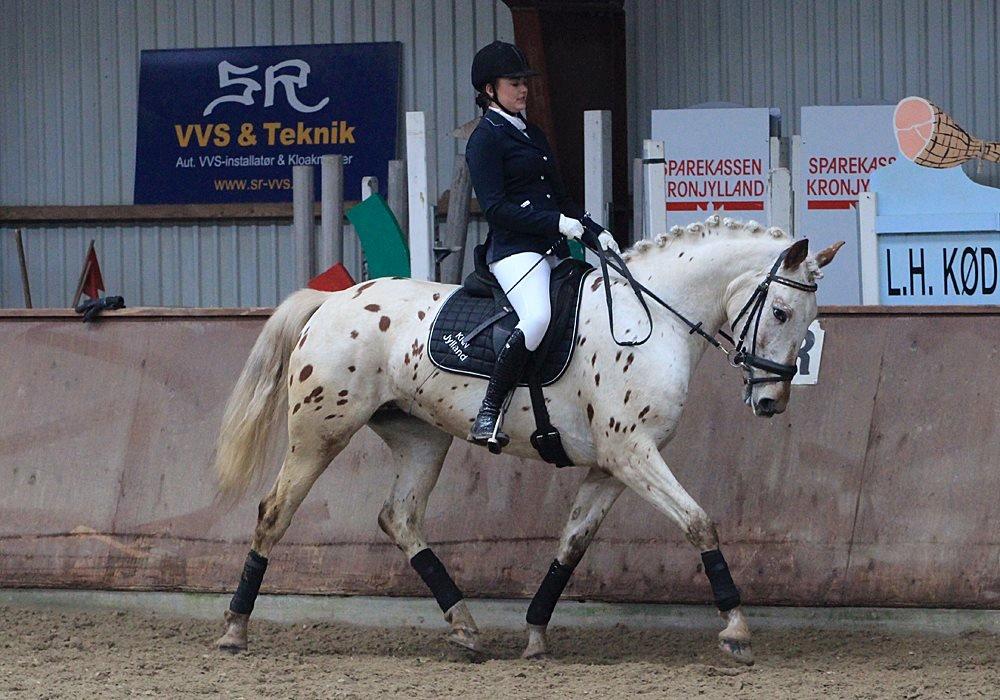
626, 0, 1000, 186
0, 0, 510, 308
6, 1, 1000, 307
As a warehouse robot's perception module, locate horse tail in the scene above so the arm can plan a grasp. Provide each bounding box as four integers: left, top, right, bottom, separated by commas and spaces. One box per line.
214, 288, 330, 500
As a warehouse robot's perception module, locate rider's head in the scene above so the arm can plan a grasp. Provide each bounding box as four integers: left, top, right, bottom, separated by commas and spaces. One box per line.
471, 41, 538, 115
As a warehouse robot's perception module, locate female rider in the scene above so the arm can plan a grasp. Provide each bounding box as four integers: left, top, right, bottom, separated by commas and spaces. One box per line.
464, 41, 617, 451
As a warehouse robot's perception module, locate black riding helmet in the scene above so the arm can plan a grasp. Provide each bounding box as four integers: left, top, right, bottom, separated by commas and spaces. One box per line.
471, 41, 539, 91
471, 41, 539, 114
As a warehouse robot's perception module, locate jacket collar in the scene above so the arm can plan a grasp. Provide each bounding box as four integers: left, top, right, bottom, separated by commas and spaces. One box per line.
488, 105, 527, 130
481, 112, 545, 152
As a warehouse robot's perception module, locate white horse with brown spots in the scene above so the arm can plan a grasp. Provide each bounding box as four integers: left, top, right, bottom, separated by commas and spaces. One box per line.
213, 216, 842, 663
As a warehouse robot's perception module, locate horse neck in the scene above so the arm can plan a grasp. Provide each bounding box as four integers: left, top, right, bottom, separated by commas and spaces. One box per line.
627, 235, 786, 350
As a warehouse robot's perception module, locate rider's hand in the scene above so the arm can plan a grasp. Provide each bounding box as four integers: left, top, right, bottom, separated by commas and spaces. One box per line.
558, 214, 585, 240
598, 231, 620, 254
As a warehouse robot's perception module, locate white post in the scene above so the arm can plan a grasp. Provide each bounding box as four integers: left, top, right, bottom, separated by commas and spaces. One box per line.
632, 157, 645, 241
769, 136, 789, 169
405, 111, 435, 281
642, 139, 666, 239
768, 167, 793, 234
790, 135, 802, 238
858, 191, 879, 305
320, 154, 343, 271
361, 176, 379, 201
387, 160, 408, 234
584, 110, 612, 262
292, 165, 315, 283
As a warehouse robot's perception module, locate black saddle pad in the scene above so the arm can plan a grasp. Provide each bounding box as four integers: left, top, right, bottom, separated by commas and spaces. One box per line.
428, 258, 593, 387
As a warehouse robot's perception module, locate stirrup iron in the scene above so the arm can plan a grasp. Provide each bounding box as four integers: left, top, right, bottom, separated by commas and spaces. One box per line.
486, 391, 514, 454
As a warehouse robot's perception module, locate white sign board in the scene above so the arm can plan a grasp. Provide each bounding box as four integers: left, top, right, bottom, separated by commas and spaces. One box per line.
651, 108, 773, 229
796, 106, 898, 305
879, 232, 1000, 304
792, 320, 825, 386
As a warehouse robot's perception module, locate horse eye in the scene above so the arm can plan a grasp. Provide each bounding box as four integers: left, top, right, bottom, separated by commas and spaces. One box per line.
772, 307, 788, 323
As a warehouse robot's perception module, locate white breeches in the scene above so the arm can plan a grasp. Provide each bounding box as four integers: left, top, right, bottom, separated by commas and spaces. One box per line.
489, 251, 560, 352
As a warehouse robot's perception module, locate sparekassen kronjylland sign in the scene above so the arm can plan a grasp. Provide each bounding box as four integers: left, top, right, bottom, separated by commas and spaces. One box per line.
651, 107, 773, 229
796, 105, 898, 305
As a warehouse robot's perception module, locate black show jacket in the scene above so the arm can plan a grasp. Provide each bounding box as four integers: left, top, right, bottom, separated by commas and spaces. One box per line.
465, 111, 585, 265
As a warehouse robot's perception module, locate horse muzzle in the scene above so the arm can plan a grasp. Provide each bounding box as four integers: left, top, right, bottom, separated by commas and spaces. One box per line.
752, 396, 782, 417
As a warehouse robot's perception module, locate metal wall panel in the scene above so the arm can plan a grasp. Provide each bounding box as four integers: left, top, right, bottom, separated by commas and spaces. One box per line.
9, 1, 995, 308
0, 0, 510, 307
626, 0, 1000, 188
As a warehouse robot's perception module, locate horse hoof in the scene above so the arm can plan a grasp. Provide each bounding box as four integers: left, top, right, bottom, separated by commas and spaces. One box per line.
215, 630, 247, 654
446, 630, 484, 656
216, 610, 248, 653
521, 649, 550, 661
522, 623, 548, 660
718, 637, 754, 665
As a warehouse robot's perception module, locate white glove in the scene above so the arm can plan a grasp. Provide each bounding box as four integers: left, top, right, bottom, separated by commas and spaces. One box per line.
558, 214, 585, 240
598, 231, 620, 254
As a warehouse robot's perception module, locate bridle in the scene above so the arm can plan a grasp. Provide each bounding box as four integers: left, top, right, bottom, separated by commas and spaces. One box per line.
724, 249, 818, 386
578, 220, 817, 386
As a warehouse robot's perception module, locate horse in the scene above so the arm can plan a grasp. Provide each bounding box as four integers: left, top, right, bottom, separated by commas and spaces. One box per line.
212, 215, 843, 664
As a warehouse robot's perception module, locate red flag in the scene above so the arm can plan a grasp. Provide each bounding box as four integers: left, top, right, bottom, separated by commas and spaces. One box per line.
308, 262, 355, 292
81, 246, 105, 300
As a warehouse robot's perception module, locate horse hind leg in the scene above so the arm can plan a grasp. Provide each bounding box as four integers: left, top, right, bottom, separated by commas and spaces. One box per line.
216, 410, 363, 652
367, 409, 483, 655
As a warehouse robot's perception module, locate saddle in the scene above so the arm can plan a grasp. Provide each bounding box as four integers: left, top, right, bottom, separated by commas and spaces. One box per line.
428, 244, 594, 467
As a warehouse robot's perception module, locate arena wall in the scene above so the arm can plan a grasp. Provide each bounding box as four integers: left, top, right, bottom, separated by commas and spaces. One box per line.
1, 306, 997, 608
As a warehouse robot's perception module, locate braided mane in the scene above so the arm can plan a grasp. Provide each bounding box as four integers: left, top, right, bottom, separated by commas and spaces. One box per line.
620, 215, 822, 280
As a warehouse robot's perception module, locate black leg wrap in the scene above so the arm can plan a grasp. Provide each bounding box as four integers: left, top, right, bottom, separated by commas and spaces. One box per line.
410, 548, 464, 613
229, 550, 268, 615
701, 548, 741, 612
526, 559, 575, 626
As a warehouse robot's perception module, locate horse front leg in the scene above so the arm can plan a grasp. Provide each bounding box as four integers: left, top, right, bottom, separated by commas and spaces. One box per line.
522, 468, 625, 659
610, 441, 754, 665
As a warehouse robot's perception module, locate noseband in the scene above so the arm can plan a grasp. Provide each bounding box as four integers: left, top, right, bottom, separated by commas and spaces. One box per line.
580, 220, 817, 386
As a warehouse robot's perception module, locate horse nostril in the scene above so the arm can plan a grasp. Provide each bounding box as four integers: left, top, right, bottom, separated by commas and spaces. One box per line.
757, 398, 776, 414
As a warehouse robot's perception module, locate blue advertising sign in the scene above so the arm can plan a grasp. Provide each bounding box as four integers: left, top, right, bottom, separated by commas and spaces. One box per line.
871, 157, 1000, 304
134, 42, 401, 203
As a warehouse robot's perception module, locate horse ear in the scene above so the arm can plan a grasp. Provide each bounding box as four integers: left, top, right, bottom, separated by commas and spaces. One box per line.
782, 239, 809, 269
816, 240, 846, 267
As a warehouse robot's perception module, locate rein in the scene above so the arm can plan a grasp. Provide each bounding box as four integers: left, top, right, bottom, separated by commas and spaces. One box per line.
579, 219, 817, 385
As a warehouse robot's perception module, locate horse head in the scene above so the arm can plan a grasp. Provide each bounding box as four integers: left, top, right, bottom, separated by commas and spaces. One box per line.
724, 237, 844, 417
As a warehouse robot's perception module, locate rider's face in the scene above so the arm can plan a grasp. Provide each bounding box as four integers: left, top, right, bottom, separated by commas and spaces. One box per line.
489, 77, 528, 113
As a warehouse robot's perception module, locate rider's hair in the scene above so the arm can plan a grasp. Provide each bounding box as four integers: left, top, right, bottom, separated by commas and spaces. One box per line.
475, 85, 493, 113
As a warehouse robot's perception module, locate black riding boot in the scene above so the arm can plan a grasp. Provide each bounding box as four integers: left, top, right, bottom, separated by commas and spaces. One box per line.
469, 328, 530, 452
